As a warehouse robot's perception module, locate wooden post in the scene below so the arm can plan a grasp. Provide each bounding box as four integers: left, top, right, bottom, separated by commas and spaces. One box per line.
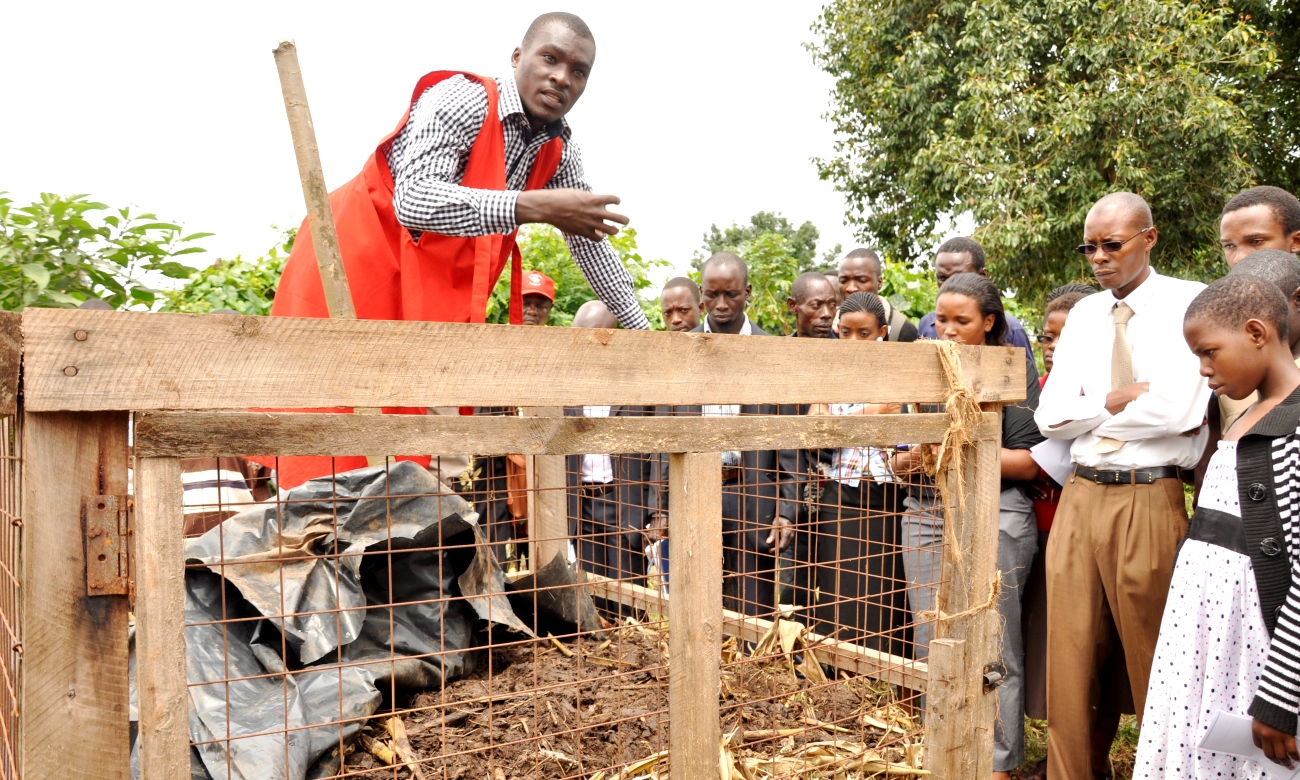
667, 451, 723, 780
271, 40, 355, 320
520, 408, 568, 568
134, 457, 190, 778
925, 412, 1003, 779
21, 411, 130, 780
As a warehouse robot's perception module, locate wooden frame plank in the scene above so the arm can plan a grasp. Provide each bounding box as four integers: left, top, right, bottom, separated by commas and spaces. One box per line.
134, 457, 190, 779
520, 408, 568, 570
584, 575, 928, 691
667, 452, 723, 780
22, 309, 1026, 411
925, 411, 1003, 779
21, 412, 130, 780
133, 411, 1000, 458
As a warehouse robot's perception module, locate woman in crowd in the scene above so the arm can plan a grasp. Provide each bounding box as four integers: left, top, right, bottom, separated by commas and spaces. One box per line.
894, 273, 1044, 779
808, 291, 910, 655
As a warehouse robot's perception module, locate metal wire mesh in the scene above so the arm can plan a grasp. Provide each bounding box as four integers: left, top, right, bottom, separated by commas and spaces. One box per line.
157, 403, 945, 779
0, 414, 20, 780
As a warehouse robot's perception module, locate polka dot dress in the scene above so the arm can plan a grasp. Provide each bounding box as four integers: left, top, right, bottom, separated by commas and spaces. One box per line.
1135, 441, 1271, 779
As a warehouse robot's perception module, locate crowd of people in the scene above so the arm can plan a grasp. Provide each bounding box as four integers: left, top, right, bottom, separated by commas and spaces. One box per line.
170, 182, 1300, 779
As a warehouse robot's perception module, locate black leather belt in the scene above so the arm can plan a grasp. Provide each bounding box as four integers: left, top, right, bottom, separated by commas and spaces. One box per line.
1072, 465, 1184, 485
578, 483, 615, 498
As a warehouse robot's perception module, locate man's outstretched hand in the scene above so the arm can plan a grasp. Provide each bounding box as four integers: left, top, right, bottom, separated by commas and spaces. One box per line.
515, 189, 629, 242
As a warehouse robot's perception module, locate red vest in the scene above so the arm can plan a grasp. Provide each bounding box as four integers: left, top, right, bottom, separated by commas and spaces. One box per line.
261, 72, 564, 489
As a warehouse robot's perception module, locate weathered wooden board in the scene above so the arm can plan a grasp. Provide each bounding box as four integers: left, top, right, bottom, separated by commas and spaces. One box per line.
22, 309, 1027, 411
132, 410, 999, 458
0, 311, 20, 416
21, 412, 130, 780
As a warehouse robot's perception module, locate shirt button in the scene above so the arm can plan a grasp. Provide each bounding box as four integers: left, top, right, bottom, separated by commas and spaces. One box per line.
1262, 538, 1283, 557
1248, 483, 1269, 501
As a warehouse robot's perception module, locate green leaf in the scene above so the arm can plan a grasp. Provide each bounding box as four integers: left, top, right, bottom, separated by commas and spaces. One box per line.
20, 263, 50, 289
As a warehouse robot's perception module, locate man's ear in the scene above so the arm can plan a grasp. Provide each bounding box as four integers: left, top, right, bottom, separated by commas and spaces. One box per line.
1288, 230, 1300, 254
746, 283, 753, 303
511, 47, 522, 68
786, 297, 797, 313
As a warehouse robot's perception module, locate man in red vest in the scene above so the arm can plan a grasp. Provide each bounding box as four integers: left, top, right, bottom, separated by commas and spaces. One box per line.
266, 12, 650, 490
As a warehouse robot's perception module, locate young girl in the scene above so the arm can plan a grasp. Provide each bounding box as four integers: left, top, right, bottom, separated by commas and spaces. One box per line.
808, 291, 911, 654
1137, 274, 1300, 777
894, 273, 1044, 779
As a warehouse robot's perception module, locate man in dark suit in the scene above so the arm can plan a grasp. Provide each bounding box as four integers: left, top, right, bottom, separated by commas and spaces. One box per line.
648, 253, 785, 617
565, 301, 650, 582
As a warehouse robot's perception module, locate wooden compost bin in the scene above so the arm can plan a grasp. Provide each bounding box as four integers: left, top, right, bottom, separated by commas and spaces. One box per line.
6, 308, 1024, 780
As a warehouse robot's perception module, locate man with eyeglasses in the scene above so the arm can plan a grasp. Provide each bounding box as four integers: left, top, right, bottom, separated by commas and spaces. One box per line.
1034, 192, 1211, 780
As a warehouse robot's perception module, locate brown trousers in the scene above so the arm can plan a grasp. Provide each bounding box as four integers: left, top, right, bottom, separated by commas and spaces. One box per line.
1045, 475, 1187, 779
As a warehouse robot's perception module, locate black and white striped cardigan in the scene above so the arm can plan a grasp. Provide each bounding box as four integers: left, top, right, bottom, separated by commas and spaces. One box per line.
1239, 386, 1300, 734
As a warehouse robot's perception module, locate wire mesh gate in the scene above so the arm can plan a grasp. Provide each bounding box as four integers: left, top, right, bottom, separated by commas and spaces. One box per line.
7, 309, 1023, 780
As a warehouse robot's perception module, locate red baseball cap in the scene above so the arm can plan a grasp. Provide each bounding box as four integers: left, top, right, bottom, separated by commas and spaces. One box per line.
520, 270, 555, 301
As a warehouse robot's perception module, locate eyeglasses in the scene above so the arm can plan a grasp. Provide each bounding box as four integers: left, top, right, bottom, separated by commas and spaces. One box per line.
1076, 226, 1152, 257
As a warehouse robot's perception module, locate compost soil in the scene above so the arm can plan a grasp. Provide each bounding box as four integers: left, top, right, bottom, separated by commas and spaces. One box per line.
342, 623, 915, 779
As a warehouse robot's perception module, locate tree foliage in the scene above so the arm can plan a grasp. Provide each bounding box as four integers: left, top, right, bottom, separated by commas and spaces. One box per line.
810, 0, 1289, 307
699, 211, 835, 270
485, 226, 669, 328
0, 192, 206, 310
160, 231, 294, 315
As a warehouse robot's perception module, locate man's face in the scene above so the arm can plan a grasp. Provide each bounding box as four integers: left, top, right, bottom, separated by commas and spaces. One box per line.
522, 293, 554, 326
1082, 206, 1156, 297
1220, 204, 1300, 268
701, 265, 750, 327
660, 287, 700, 332
837, 257, 881, 295
511, 23, 594, 127
934, 252, 980, 287
787, 279, 838, 338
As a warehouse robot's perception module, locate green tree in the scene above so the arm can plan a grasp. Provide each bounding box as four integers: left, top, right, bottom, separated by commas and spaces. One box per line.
0, 192, 206, 310
484, 225, 669, 327
698, 211, 840, 271
160, 230, 295, 315
810, 0, 1285, 308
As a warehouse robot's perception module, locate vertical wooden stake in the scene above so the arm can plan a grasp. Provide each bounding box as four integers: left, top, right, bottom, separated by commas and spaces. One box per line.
134, 457, 189, 778
926, 410, 1002, 779
668, 451, 722, 780
21, 411, 130, 780
271, 40, 356, 320
521, 408, 568, 569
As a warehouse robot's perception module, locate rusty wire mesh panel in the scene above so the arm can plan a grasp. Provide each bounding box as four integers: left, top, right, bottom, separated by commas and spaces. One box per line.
145, 401, 961, 779
0, 414, 19, 780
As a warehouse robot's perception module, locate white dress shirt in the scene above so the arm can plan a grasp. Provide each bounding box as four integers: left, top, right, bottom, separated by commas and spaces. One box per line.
1034, 271, 1211, 469
580, 405, 614, 484
701, 314, 753, 466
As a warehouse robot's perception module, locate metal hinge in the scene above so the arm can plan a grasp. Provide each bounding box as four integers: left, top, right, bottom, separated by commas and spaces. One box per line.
84, 494, 132, 596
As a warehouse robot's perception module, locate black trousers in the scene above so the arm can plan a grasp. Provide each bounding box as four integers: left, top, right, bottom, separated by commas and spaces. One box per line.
722, 480, 783, 619
573, 491, 644, 581
813, 479, 911, 656
471, 456, 519, 566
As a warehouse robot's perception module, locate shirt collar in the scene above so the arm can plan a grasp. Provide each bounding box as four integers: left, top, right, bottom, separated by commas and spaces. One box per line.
1101, 268, 1162, 315
496, 75, 567, 140
703, 313, 753, 335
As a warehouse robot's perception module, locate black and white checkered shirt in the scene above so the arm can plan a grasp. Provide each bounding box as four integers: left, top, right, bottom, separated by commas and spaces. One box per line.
385, 74, 649, 330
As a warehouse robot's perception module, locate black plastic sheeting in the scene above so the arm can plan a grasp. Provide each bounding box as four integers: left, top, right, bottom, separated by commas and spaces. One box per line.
128, 460, 597, 780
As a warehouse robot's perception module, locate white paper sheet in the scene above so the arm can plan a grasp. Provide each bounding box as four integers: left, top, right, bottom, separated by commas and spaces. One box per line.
1198, 710, 1300, 780
1030, 437, 1074, 487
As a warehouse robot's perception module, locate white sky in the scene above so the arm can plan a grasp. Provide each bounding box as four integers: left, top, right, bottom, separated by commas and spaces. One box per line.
1, 1, 863, 285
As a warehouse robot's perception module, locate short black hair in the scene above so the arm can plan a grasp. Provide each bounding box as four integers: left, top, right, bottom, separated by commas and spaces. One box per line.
662, 276, 700, 303
1185, 275, 1289, 341
522, 12, 594, 47
1229, 249, 1300, 304
935, 237, 986, 271
1045, 283, 1097, 317
937, 272, 1007, 347
791, 271, 835, 302
839, 291, 887, 329
700, 252, 748, 285
1223, 186, 1300, 235
842, 248, 883, 276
